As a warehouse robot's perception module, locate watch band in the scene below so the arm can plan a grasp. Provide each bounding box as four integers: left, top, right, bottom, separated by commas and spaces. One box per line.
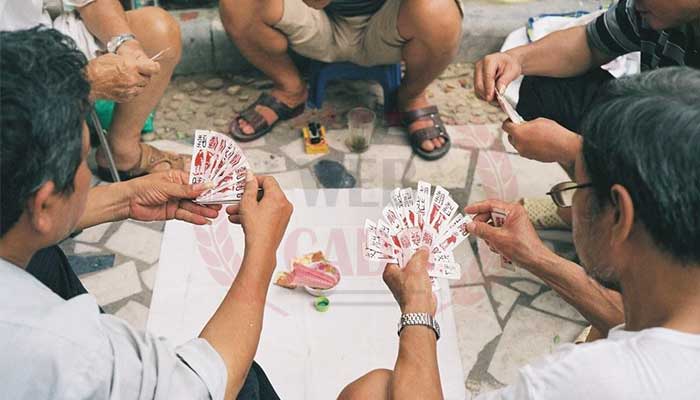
397, 312, 440, 340
107, 33, 136, 54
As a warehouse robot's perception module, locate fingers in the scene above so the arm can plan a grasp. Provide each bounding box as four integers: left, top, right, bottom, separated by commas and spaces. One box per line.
495, 62, 520, 94
180, 200, 220, 219
463, 199, 512, 215
241, 171, 259, 206
225, 204, 240, 215
258, 175, 283, 200
474, 60, 485, 100
164, 180, 212, 200
382, 263, 401, 286
174, 207, 210, 225
466, 220, 502, 243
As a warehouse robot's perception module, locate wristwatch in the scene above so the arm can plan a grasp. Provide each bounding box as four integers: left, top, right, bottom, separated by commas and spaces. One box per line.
397, 313, 440, 340
107, 33, 136, 54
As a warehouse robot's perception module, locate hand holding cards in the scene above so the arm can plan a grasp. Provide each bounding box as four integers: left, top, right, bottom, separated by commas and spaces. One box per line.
364, 182, 473, 291
189, 130, 252, 204
496, 90, 525, 124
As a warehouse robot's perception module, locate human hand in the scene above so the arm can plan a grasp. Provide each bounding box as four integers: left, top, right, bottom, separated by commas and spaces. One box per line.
383, 249, 437, 316
474, 51, 522, 102
464, 200, 552, 270
303, 0, 332, 9
86, 41, 160, 102
502, 118, 581, 164
125, 170, 220, 225
225, 174, 293, 258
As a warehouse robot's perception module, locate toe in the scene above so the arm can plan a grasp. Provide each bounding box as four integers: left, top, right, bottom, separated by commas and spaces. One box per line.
421, 139, 435, 152
432, 138, 442, 149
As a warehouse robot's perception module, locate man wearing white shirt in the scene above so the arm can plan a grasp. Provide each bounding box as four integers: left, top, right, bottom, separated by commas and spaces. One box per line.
339, 67, 700, 399
0, 0, 190, 181
0, 28, 293, 400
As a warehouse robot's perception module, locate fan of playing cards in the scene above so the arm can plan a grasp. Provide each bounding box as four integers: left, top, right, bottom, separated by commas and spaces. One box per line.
189, 129, 251, 204
363, 182, 473, 288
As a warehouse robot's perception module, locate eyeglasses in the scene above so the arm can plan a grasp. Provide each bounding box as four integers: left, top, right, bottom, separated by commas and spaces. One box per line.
546, 181, 593, 208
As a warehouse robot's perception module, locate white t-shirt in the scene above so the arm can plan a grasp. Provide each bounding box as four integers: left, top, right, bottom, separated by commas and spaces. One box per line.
476, 325, 700, 399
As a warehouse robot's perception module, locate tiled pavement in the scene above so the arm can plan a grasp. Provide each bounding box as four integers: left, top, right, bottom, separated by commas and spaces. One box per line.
66, 63, 585, 397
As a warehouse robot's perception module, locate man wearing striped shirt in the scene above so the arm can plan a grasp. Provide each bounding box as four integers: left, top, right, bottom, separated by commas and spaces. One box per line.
474, 0, 700, 171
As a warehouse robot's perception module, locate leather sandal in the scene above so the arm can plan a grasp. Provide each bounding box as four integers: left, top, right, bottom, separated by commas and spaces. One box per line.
229, 92, 305, 142
95, 142, 190, 182
401, 106, 451, 161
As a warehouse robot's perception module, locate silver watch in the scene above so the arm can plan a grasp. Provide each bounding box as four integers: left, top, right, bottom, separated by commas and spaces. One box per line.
397, 313, 440, 340
107, 33, 136, 54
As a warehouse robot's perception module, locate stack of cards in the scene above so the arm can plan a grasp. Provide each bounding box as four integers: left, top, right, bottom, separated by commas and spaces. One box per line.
496, 90, 525, 124
363, 182, 473, 290
189, 130, 251, 204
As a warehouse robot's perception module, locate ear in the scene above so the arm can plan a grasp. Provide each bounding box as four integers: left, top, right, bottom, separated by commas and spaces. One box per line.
26, 181, 57, 235
608, 184, 635, 245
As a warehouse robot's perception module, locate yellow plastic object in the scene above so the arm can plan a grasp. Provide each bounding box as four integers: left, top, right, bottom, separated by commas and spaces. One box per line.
302, 123, 329, 154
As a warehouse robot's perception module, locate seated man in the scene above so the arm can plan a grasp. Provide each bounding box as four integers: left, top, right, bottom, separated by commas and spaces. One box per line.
0, 0, 188, 181
339, 67, 700, 399
0, 28, 293, 400
219, 0, 463, 160
474, 0, 700, 229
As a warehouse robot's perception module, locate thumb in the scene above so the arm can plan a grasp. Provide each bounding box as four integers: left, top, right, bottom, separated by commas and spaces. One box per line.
163, 181, 213, 200
406, 247, 430, 273
137, 59, 160, 76
466, 220, 501, 243
241, 171, 259, 206
495, 63, 519, 94
382, 263, 401, 286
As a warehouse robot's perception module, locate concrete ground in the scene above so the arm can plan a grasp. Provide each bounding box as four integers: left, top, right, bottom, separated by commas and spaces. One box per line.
65, 61, 587, 397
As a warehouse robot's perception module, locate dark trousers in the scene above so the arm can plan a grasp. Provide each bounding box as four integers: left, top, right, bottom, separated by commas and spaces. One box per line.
516, 68, 615, 133
26, 245, 280, 400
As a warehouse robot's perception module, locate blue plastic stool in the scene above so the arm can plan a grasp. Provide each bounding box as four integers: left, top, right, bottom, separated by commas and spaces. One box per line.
307, 61, 402, 111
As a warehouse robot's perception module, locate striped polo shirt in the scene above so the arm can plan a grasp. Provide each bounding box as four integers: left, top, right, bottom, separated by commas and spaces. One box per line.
325, 0, 387, 17
586, 0, 700, 70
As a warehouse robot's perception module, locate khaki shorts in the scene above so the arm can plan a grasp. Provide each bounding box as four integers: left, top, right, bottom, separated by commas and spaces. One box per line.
274, 0, 463, 66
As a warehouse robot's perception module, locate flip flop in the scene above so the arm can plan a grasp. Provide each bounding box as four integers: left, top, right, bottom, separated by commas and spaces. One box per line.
95, 142, 190, 182
401, 106, 451, 161
229, 92, 305, 142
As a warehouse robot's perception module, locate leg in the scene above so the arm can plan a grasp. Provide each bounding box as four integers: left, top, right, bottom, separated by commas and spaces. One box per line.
220, 0, 309, 136
26, 245, 89, 301
397, 0, 462, 152
338, 369, 392, 400
96, 7, 183, 172
517, 68, 614, 133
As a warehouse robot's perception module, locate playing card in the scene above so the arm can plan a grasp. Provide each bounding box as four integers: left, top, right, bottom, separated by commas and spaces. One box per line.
496, 90, 525, 124
491, 208, 515, 270
415, 181, 431, 230
189, 130, 252, 204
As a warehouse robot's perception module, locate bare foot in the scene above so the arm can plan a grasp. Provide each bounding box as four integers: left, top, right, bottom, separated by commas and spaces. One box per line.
400, 94, 445, 152
238, 88, 307, 135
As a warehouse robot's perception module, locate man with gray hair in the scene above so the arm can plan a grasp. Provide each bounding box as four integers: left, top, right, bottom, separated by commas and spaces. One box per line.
339, 67, 700, 399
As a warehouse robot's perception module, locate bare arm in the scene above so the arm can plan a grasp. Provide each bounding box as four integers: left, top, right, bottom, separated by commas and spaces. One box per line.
77, 0, 132, 44
76, 183, 130, 230
199, 176, 293, 400
532, 251, 625, 335
392, 327, 442, 399
508, 25, 613, 78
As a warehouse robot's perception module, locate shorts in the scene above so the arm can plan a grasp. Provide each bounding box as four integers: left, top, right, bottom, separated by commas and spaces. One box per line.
274, 0, 464, 66
52, 11, 105, 60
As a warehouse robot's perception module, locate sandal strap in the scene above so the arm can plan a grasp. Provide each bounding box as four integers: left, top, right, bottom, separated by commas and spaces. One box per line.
257, 92, 305, 121
410, 127, 443, 147
401, 105, 440, 126
239, 107, 269, 133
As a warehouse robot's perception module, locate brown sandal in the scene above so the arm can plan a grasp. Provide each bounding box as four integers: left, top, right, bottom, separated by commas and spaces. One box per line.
401, 106, 451, 161
229, 92, 305, 142
96, 143, 190, 182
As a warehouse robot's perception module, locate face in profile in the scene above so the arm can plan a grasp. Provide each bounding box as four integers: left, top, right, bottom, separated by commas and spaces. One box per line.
571, 154, 619, 285
635, 0, 700, 30
48, 123, 92, 242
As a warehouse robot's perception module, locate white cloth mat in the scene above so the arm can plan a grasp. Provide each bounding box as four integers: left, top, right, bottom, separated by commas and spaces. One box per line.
149, 189, 466, 400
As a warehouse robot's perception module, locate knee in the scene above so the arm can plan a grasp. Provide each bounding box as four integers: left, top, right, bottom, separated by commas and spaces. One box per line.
220, 0, 260, 41
130, 7, 182, 60
338, 369, 393, 400
399, 0, 462, 50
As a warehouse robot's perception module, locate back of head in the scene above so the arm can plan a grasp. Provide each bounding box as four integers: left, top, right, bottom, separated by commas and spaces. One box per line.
0, 27, 90, 237
581, 67, 700, 265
